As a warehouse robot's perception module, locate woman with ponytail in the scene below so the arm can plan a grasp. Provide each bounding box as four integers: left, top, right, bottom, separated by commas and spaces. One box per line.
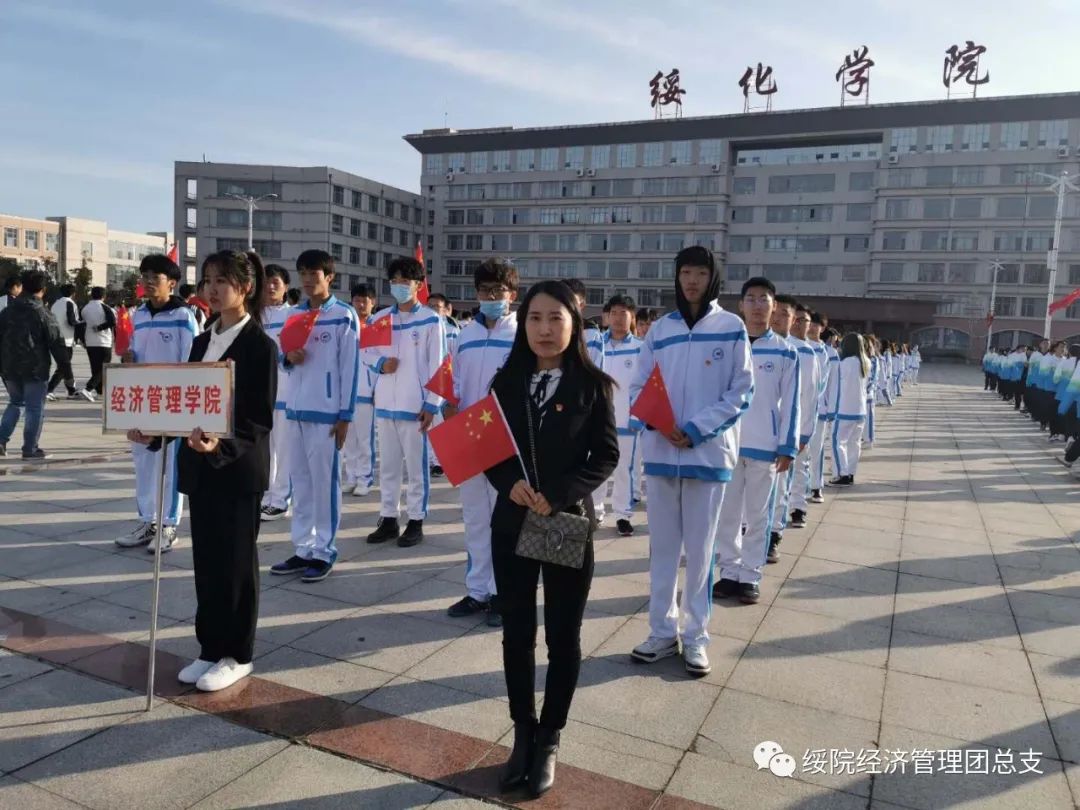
173, 250, 277, 691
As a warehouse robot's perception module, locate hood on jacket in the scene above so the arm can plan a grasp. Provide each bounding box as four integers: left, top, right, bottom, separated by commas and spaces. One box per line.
673, 246, 720, 330
144, 295, 188, 316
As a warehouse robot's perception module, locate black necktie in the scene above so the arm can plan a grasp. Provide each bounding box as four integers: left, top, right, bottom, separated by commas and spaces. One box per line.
533, 373, 551, 409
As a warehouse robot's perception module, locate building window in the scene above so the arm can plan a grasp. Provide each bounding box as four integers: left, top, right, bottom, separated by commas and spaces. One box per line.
81, 240, 94, 258
886, 168, 915, 188
844, 235, 870, 252
329, 243, 343, 261
1028, 196, 1057, 218
539, 148, 558, 171
589, 145, 610, 169
695, 204, 718, 224
699, 139, 723, 165
425, 154, 443, 174
993, 230, 1025, 251
847, 203, 872, 222
994, 297, 1017, 316
515, 149, 535, 172
961, 124, 991, 151
643, 143, 664, 167
24, 230, 38, 250
882, 231, 907, 250
950, 231, 979, 251
849, 171, 874, 191
766, 204, 833, 223
726, 264, 750, 282
616, 144, 636, 168
880, 262, 905, 282
45, 233, 57, 252
920, 230, 949, 251
889, 127, 917, 153
348, 246, 361, 265
1000, 122, 1029, 150
948, 262, 975, 283
331, 185, 344, 205
917, 263, 945, 283
922, 198, 949, 219
491, 150, 511, 172
926, 167, 954, 187
664, 205, 687, 224
609, 233, 631, 251
185, 207, 197, 229
331, 214, 343, 234
349, 218, 362, 237
1026, 230, 1053, 252
996, 197, 1027, 218
564, 146, 584, 170
841, 266, 866, 281
1037, 120, 1068, 147
955, 167, 985, 186
1021, 296, 1043, 317
639, 261, 659, 279
925, 126, 954, 153
728, 236, 753, 252
732, 176, 756, 195
952, 197, 982, 218
670, 141, 691, 165
767, 174, 836, 193
884, 199, 911, 220
491, 234, 510, 252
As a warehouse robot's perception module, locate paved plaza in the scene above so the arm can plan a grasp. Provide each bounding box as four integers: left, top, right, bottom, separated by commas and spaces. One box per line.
0, 362, 1078, 809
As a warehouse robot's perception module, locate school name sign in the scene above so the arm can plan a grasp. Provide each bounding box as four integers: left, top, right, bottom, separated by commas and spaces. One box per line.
102, 363, 234, 437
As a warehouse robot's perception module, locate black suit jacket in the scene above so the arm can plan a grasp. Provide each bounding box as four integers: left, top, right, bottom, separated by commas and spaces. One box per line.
485, 365, 619, 538
176, 317, 277, 496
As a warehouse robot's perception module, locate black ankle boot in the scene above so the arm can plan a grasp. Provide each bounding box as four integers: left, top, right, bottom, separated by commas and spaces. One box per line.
528, 726, 560, 797
499, 720, 536, 792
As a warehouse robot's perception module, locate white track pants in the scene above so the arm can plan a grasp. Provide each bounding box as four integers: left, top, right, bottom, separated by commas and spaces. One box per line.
810, 417, 833, 490
594, 433, 641, 521
864, 399, 875, 446
645, 476, 725, 648
789, 441, 812, 513
772, 457, 797, 533
377, 417, 430, 521
832, 417, 865, 478
715, 457, 777, 585
288, 420, 341, 564
263, 409, 292, 510
342, 402, 376, 490
459, 474, 497, 601
132, 439, 183, 527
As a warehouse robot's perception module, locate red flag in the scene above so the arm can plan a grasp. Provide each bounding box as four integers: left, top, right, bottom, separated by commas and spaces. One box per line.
415, 242, 430, 305
985, 312, 995, 327
134, 282, 146, 299
280, 310, 320, 354
360, 314, 393, 348
166, 243, 178, 264
114, 305, 134, 356
1049, 287, 1080, 315
428, 393, 517, 486
630, 363, 677, 436
424, 354, 459, 407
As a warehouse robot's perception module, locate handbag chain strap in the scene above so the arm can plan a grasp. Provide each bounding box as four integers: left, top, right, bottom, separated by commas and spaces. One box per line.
523, 385, 542, 491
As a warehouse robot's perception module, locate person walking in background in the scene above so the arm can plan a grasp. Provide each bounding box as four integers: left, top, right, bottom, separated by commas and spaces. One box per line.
47, 283, 90, 401
342, 282, 378, 497
829, 333, 870, 487
260, 263, 294, 521
0, 275, 22, 315
0, 271, 67, 459
79, 286, 115, 400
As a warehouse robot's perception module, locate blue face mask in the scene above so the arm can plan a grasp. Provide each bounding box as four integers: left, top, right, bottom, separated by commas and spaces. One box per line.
479, 299, 509, 320
390, 284, 414, 305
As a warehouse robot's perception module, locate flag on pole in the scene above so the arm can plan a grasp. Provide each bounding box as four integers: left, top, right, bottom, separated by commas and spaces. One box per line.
1048, 287, 1080, 315
424, 354, 459, 407
630, 363, 677, 435
415, 242, 430, 305
427, 393, 517, 485
359, 313, 393, 348
985, 312, 994, 327
280, 310, 320, 353
166, 242, 179, 265
114, 305, 134, 356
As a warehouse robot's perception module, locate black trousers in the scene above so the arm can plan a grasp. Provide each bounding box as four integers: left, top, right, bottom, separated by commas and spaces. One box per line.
492, 531, 594, 731
985, 372, 997, 391
188, 491, 261, 664
85, 347, 112, 394
47, 345, 75, 394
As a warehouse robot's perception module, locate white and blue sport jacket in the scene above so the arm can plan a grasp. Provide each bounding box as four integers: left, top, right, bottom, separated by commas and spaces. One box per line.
832, 355, 868, 420
452, 311, 516, 409
603, 332, 645, 435
814, 342, 838, 421
362, 302, 447, 421
739, 330, 800, 462
262, 302, 294, 412
131, 297, 197, 365
630, 303, 754, 483
283, 297, 360, 425
788, 335, 820, 447
584, 326, 605, 369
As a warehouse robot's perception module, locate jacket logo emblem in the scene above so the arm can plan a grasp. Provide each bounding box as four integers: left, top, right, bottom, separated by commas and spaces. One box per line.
712, 347, 725, 360
761, 361, 775, 373
411, 330, 420, 343
160, 333, 172, 342
319, 332, 332, 343
624, 359, 633, 368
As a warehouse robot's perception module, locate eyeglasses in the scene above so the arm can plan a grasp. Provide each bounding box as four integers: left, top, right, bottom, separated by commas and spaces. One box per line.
477, 285, 510, 299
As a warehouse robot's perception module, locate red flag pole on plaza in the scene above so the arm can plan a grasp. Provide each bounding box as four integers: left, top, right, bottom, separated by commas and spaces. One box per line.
630, 363, 677, 435
424, 354, 460, 407
415, 242, 430, 305
114, 305, 134, 356
1048, 286, 1080, 315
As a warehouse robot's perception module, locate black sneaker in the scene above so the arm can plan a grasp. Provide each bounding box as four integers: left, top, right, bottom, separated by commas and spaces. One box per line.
711, 577, 739, 600
616, 519, 634, 536
398, 519, 424, 547
21, 448, 48, 460
447, 595, 489, 617
367, 517, 400, 544
0, 442, 6, 457
260, 505, 289, 521
789, 509, 807, 528
738, 582, 761, 604
828, 475, 854, 487
486, 602, 503, 628
810, 489, 824, 504
431, 465, 444, 478
270, 555, 308, 575
301, 560, 333, 583
766, 532, 782, 564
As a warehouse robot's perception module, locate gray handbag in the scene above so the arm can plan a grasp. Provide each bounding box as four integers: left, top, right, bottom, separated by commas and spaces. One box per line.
514, 390, 594, 569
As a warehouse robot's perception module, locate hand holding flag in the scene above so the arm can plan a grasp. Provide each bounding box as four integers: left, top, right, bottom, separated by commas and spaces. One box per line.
424, 354, 460, 407
280, 310, 320, 354
630, 363, 677, 436
427, 393, 517, 485
360, 314, 393, 348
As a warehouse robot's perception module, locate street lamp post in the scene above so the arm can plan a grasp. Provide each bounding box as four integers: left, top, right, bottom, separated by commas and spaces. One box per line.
1034, 170, 1078, 339
986, 259, 1003, 353
225, 192, 278, 250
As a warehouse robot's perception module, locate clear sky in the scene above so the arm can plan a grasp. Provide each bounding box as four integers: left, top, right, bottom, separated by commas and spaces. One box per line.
2, 0, 1078, 234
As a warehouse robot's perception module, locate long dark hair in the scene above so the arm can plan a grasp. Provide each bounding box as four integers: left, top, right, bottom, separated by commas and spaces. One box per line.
491, 280, 613, 396
840, 332, 870, 377
200, 250, 267, 327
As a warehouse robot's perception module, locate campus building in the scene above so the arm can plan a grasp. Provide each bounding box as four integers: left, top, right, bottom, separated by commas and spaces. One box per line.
405, 91, 1080, 356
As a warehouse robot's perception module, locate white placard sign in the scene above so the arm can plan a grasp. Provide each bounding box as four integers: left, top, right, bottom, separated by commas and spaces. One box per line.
102, 362, 234, 437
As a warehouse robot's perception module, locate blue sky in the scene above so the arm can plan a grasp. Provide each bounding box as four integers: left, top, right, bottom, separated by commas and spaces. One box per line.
2, 0, 1078, 234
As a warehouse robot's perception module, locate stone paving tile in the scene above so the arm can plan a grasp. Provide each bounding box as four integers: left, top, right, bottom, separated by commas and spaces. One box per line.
357, 674, 513, 742
0, 775, 85, 808
0, 650, 53, 692
256, 645, 394, 704
886, 629, 1040, 697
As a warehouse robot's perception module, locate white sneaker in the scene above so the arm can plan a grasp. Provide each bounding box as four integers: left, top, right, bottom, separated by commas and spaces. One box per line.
630, 636, 680, 663
341, 479, 357, 491
683, 644, 711, 677
352, 483, 370, 497
146, 525, 178, 553
177, 658, 216, 684
76, 389, 95, 402
196, 657, 253, 692
115, 521, 154, 548
45, 392, 57, 402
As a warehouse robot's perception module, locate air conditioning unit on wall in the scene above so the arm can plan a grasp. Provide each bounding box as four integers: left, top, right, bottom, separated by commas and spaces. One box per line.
887, 154, 900, 165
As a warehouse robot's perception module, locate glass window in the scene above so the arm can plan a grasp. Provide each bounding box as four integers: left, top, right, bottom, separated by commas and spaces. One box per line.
728, 235, 752, 252
512, 208, 530, 225
926, 167, 954, 187
847, 203, 872, 222
331, 214, 343, 233
539, 148, 558, 171
332, 186, 344, 205
516, 150, 535, 171
185, 208, 197, 228
884, 199, 910, 220
616, 144, 636, 168
767, 174, 836, 193
493, 208, 511, 226
610, 234, 631, 251
330, 242, 343, 260
726, 264, 750, 281
1000, 122, 1029, 150
446, 234, 463, 250
922, 198, 950, 219
664, 205, 687, 223
849, 171, 874, 191
925, 126, 954, 153
917, 263, 945, 282
994, 297, 1017, 316
491, 150, 511, 172
697, 205, 719, 223
612, 205, 632, 223
642, 178, 664, 195
961, 124, 991, 151
844, 236, 870, 251
589, 145, 610, 169
698, 139, 723, 165
1069, 264, 1080, 286
348, 246, 360, 265
641, 205, 663, 224
1028, 196, 1056, 218
466, 209, 484, 225
842, 266, 866, 281
467, 184, 486, 201
732, 176, 756, 195
993, 230, 1024, 251
880, 262, 905, 282
920, 230, 949, 251
643, 143, 664, 167
950, 231, 979, 251
557, 234, 577, 251
562, 207, 580, 224
886, 168, 915, 188
491, 234, 510, 252
45, 232, 57, 252
882, 231, 908, 250
952, 197, 982, 218
1037, 120, 1068, 147
766, 204, 833, 223
367, 250, 378, 266
996, 197, 1027, 218
538, 208, 560, 225
729, 206, 754, 223
639, 260, 660, 279
367, 222, 378, 239
24, 230, 38, 250
425, 154, 443, 174
670, 141, 691, 165
608, 261, 629, 279
612, 178, 634, 196
737, 142, 881, 165
948, 262, 976, 283
890, 127, 918, 154
1026, 230, 1053, 252
1021, 296, 1043, 317
699, 176, 722, 195
662, 233, 685, 252
955, 167, 985, 186
587, 234, 608, 252
586, 261, 605, 279
565, 146, 584, 170
462, 234, 482, 250
186, 178, 197, 200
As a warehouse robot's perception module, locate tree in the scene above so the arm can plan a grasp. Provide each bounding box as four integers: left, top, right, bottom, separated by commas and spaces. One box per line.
73, 260, 92, 307
121, 272, 141, 307
0, 258, 20, 291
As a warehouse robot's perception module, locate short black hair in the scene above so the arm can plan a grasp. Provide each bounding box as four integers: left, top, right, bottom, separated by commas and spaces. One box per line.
59, 283, 75, 297
795, 301, 811, 315
179, 283, 196, 298
296, 249, 335, 275
387, 257, 425, 282
90, 286, 105, 300
810, 311, 828, 326
774, 293, 798, 309
562, 278, 587, 299
350, 282, 376, 300
638, 307, 652, 322
21, 270, 48, 296
286, 288, 302, 305
606, 294, 636, 313
139, 253, 181, 281
601, 301, 612, 313
675, 245, 715, 273
427, 292, 449, 307
474, 257, 519, 290
821, 327, 838, 341
3, 275, 22, 293
740, 276, 776, 297
265, 264, 291, 286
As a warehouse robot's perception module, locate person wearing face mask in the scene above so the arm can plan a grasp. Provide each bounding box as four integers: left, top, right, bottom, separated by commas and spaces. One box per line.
441, 258, 519, 626
362, 258, 447, 549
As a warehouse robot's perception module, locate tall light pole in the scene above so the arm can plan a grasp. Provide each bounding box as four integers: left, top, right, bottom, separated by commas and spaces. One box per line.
987, 259, 1003, 353
1034, 170, 1078, 339
225, 192, 278, 250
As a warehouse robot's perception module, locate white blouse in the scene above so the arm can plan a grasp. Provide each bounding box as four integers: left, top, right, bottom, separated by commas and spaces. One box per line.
203, 314, 250, 362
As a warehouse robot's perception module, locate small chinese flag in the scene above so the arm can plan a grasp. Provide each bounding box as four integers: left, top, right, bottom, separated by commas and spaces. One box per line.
415, 242, 430, 305
630, 363, 677, 435
424, 354, 459, 407
360, 314, 393, 348
280, 310, 320, 353
1049, 286, 1080, 315
134, 283, 146, 299
115, 305, 134, 356
166, 242, 179, 264
985, 312, 995, 327
428, 393, 517, 486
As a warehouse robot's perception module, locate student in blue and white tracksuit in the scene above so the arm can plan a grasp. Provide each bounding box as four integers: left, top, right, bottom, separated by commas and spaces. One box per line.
829, 334, 869, 486
863, 335, 879, 447
563, 277, 605, 368
714, 278, 799, 603
425, 293, 459, 478
878, 345, 894, 405
260, 264, 294, 520
269, 250, 360, 583
629, 247, 753, 678
595, 296, 645, 536
808, 317, 837, 502
342, 283, 378, 496
773, 298, 819, 534
362, 258, 446, 549
444, 260, 519, 625
114, 254, 197, 553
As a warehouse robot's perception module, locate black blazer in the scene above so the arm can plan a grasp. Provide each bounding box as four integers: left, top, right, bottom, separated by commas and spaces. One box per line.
176, 317, 277, 496
485, 364, 619, 538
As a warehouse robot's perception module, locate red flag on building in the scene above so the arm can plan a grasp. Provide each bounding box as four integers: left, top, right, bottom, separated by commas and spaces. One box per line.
428, 393, 517, 486
1049, 287, 1080, 315
114, 305, 134, 356
630, 363, 677, 435
359, 314, 393, 348
415, 242, 430, 305
166, 243, 179, 264
280, 310, 320, 354
424, 354, 460, 407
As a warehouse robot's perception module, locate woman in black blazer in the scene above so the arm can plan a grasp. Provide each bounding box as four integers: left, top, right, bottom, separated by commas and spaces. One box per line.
139, 250, 277, 693
485, 280, 619, 797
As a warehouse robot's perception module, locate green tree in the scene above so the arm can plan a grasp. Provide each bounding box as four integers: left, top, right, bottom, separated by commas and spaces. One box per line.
121, 272, 141, 307
72, 260, 92, 307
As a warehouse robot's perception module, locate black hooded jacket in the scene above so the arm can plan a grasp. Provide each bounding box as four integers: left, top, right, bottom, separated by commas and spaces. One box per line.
674, 255, 721, 330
